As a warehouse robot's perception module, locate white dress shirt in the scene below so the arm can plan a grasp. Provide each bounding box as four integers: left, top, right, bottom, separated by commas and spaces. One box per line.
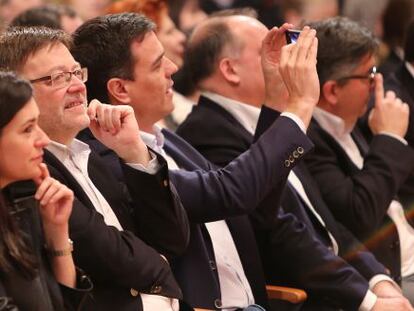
203, 91, 394, 311
47, 139, 179, 311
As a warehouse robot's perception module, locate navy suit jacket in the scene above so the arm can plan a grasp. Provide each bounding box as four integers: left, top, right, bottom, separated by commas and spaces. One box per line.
79, 110, 327, 310
43, 148, 189, 311
306, 115, 414, 282
176, 96, 384, 310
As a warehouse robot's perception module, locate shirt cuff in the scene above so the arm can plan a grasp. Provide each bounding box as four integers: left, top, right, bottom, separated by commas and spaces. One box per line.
378, 132, 408, 145
369, 275, 401, 292
126, 150, 161, 174
358, 289, 377, 311
280, 112, 306, 134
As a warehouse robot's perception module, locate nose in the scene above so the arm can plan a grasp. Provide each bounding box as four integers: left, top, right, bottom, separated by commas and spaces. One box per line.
67, 74, 87, 93
35, 126, 50, 148
165, 57, 178, 76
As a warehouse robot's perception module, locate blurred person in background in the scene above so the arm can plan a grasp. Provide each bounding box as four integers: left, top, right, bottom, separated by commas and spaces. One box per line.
10, 4, 83, 33
343, 0, 389, 37
378, 0, 414, 78
281, 0, 338, 28
107, 0, 194, 130
0, 0, 42, 27
63, 0, 109, 21
168, 0, 207, 36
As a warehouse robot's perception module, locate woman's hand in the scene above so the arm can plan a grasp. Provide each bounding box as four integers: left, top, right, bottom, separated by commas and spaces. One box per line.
33, 163, 73, 229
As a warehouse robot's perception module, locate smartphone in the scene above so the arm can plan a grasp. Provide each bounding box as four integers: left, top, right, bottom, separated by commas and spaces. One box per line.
285, 30, 301, 44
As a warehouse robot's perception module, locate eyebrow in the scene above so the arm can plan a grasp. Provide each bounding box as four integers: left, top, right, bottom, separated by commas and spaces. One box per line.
151, 52, 164, 70
21, 117, 37, 128
44, 63, 82, 75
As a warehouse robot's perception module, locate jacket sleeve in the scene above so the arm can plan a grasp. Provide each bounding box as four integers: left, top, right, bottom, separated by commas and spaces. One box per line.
169, 115, 314, 224
120, 154, 190, 260
47, 164, 183, 299
306, 125, 414, 238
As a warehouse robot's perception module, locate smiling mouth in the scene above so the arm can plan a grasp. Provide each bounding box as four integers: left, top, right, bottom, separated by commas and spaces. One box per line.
65, 101, 85, 109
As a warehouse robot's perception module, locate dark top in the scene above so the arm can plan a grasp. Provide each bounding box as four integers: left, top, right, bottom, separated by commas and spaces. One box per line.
1, 181, 93, 311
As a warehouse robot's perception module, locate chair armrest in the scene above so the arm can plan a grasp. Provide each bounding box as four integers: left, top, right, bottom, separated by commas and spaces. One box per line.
266, 285, 307, 304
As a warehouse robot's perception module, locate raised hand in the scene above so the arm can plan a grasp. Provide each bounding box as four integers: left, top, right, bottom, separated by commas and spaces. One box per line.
261, 23, 294, 110
368, 73, 409, 138
87, 99, 150, 165
279, 26, 319, 128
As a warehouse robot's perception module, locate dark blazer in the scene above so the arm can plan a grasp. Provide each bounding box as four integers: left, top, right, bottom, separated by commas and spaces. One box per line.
177, 96, 387, 310
43, 148, 189, 311
305, 116, 414, 282
383, 65, 414, 207
79, 110, 331, 310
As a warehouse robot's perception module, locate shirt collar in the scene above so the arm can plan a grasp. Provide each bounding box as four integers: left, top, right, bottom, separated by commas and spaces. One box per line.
202, 91, 260, 135
405, 61, 414, 78
313, 107, 352, 138
140, 125, 165, 154
47, 139, 91, 162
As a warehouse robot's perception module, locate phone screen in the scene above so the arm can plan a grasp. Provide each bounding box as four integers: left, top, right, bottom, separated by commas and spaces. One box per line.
285, 30, 301, 44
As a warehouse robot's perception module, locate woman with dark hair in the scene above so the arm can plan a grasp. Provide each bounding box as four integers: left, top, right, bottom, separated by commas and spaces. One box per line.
0, 71, 92, 310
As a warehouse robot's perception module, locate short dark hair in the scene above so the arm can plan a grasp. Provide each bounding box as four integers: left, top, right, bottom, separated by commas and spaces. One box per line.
186, 12, 250, 87
309, 17, 378, 86
71, 13, 155, 103
405, 20, 414, 62
0, 26, 72, 73
10, 5, 62, 30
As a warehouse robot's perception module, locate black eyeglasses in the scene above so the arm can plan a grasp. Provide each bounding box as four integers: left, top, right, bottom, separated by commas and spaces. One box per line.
336, 66, 377, 86
29, 68, 88, 88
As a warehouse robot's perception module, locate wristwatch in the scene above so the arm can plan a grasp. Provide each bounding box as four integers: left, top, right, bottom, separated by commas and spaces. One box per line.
46, 239, 74, 257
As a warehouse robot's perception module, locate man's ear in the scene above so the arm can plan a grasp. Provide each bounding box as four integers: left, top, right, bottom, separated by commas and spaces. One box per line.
218, 57, 240, 84
107, 78, 130, 104
322, 80, 339, 106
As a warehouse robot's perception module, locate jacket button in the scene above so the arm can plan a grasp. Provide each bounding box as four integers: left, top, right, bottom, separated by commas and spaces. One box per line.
285, 160, 291, 168
297, 146, 304, 154
150, 285, 162, 294
289, 155, 295, 163
214, 299, 222, 308
293, 150, 299, 158
163, 179, 169, 187
209, 260, 216, 271
130, 288, 139, 297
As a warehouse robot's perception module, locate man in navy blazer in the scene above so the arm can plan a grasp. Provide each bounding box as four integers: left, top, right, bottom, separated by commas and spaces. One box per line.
176, 11, 413, 311
68, 12, 370, 311
0, 27, 191, 311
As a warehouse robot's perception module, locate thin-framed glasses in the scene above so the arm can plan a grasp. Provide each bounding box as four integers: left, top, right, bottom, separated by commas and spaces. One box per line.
29, 68, 88, 88
336, 66, 376, 86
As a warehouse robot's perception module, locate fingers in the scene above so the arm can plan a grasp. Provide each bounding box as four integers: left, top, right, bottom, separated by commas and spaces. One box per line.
33, 163, 50, 186
87, 99, 130, 134
35, 176, 73, 206
374, 73, 384, 106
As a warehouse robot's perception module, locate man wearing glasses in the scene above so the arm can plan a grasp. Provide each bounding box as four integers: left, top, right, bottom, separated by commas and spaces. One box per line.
303, 17, 414, 298
0, 27, 191, 311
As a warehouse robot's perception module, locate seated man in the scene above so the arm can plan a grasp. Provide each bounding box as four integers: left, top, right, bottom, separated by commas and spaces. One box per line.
303, 17, 414, 303
0, 27, 190, 311
71, 12, 412, 311
176, 10, 413, 311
